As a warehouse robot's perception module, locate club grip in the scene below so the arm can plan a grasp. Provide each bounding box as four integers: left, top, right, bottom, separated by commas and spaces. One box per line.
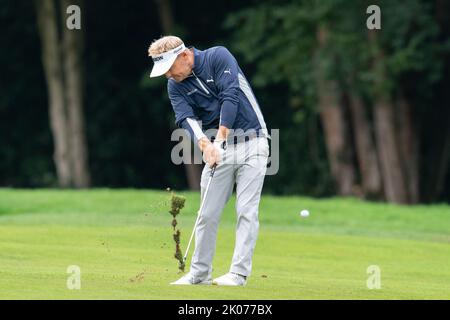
210, 165, 216, 177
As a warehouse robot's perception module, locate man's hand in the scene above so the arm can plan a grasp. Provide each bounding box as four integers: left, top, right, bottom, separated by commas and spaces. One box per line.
203, 142, 220, 167
198, 126, 229, 168
198, 138, 218, 167
198, 137, 226, 168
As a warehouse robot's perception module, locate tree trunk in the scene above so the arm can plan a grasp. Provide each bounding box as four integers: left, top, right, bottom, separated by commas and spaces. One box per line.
319, 106, 356, 196
432, 125, 450, 201
315, 27, 357, 196
396, 94, 419, 203
36, 0, 90, 188
373, 100, 409, 204
369, 30, 409, 204
425, 105, 450, 202
154, 0, 202, 190
183, 133, 203, 190
348, 92, 383, 199
154, 0, 174, 36
62, 0, 90, 188
36, 0, 71, 187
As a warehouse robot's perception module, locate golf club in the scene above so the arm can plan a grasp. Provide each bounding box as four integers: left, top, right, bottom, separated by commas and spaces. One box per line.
183, 164, 217, 264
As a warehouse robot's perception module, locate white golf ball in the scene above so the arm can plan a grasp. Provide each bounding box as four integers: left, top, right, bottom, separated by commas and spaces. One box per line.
300, 210, 310, 217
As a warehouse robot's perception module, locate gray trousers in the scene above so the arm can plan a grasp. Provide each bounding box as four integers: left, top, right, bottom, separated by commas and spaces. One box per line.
190, 137, 269, 279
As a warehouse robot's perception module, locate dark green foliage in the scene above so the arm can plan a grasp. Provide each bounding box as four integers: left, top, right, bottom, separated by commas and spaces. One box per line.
0, 0, 448, 201
225, 0, 450, 201
0, 1, 54, 187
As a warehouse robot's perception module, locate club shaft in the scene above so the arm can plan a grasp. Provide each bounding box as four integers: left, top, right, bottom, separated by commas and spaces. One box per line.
183, 166, 216, 262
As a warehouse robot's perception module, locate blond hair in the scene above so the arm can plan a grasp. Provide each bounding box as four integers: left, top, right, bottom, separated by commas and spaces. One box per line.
148, 35, 184, 57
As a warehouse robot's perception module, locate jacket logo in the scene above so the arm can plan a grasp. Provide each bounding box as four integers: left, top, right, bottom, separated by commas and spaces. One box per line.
187, 89, 198, 95
224, 68, 231, 75
206, 77, 214, 83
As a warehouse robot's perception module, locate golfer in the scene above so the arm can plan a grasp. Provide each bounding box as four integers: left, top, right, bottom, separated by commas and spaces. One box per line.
148, 36, 270, 286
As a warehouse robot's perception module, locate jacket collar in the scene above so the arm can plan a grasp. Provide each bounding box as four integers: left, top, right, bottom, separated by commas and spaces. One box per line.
191, 47, 205, 74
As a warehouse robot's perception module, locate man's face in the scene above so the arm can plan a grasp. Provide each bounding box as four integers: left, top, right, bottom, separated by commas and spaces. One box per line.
165, 51, 192, 82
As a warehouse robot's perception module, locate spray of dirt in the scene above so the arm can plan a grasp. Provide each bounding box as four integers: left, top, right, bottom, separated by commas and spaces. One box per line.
169, 193, 186, 272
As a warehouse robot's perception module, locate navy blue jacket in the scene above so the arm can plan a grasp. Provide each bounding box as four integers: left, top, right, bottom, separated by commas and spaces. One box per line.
167, 46, 268, 142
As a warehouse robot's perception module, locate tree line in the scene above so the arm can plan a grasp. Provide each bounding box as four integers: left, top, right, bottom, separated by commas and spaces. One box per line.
225, 0, 450, 203
0, 0, 448, 204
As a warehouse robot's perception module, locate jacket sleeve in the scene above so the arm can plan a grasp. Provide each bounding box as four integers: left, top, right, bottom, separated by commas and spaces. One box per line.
168, 81, 194, 127
213, 47, 240, 129
180, 118, 207, 143
168, 81, 206, 143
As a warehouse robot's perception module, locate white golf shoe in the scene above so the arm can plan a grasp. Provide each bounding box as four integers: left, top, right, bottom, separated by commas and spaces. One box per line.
170, 273, 212, 285
212, 272, 247, 286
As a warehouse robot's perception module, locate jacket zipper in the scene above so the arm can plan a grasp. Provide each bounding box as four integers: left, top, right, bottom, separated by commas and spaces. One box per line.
192, 70, 210, 95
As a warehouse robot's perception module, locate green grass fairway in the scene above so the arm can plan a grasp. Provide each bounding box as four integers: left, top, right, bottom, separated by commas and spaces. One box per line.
0, 189, 449, 299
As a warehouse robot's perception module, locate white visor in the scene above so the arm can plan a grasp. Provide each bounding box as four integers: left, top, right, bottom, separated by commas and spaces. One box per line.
149, 43, 186, 78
